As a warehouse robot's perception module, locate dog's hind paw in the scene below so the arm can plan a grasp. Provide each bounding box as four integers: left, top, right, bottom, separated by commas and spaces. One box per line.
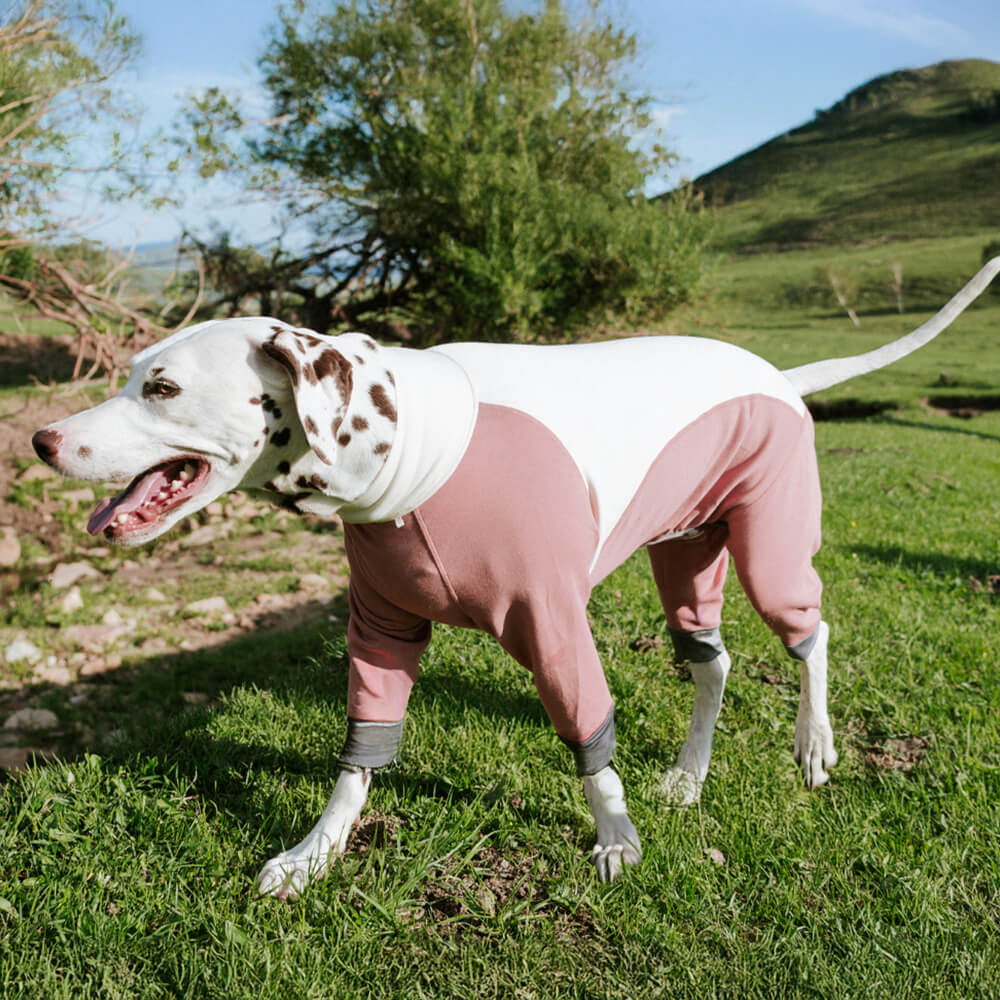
659, 767, 702, 806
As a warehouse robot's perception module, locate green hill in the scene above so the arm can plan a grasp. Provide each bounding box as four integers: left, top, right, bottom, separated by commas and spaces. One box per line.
693, 59, 1000, 252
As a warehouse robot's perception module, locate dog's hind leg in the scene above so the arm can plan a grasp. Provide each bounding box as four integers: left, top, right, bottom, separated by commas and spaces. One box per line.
660, 628, 731, 805
647, 529, 732, 804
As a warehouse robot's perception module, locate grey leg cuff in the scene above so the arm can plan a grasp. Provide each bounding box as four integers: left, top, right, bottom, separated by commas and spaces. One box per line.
561, 706, 616, 777
786, 623, 821, 662
338, 718, 404, 770
669, 626, 726, 663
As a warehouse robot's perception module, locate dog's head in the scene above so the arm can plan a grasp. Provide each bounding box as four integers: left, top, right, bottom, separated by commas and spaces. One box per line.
31, 318, 399, 545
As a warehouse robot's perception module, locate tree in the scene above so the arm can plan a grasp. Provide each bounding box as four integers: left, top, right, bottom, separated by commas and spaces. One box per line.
178, 0, 709, 343
0, 1, 183, 379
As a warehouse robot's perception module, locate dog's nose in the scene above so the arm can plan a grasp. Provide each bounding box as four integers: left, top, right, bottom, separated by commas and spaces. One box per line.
32, 428, 62, 466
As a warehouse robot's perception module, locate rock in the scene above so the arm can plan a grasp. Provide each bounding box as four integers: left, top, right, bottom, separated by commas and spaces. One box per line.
3, 708, 59, 731
17, 464, 58, 482
5, 639, 42, 665
183, 596, 231, 618
58, 586, 84, 614
33, 662, 73, 686
0, 527, 20, 567
101, 608, 125, 627
179, 523, 232, 549
181, 691, 210, 705
298, 573, 330, 592
61, 624, 128, 652
0, 747, 51, 773
60, 487, 95, 509
50, 561, 101, 590
704, 848, 727, 866
79, 654, 122, 677
144, 587, 168, 603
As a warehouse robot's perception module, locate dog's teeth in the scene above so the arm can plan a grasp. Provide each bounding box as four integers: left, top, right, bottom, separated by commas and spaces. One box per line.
180, 463, 195, 481
171, 479, 182, 490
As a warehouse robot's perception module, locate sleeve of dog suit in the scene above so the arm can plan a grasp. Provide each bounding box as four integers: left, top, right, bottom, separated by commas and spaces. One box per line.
341, 573, 431, 769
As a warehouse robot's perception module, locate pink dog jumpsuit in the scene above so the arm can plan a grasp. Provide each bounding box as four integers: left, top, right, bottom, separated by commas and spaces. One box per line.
337, 336, 822, 772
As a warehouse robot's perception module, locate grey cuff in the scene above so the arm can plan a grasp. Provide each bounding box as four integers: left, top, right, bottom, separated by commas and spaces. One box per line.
338, 718, 404, 770
786, 624, 821, 662
561, 706, 616, 777
669, 626, 726, 664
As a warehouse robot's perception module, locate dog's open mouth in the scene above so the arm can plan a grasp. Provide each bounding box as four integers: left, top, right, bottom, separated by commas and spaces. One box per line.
87, 458, 210, 541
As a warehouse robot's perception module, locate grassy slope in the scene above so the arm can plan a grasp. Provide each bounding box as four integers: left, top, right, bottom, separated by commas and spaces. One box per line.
693, 59, 1000, 251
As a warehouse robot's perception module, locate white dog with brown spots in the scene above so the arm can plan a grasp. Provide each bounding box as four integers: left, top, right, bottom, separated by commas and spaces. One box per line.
32, 259, 998, 898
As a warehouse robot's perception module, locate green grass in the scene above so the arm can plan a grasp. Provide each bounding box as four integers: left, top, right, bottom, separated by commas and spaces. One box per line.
3, 398, 1000, 997
3, 241, 1000, 997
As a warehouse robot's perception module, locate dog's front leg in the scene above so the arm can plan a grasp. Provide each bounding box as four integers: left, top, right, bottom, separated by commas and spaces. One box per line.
583, 766, 642, 882
257, 768, 370, 899
793, 620, 838, 788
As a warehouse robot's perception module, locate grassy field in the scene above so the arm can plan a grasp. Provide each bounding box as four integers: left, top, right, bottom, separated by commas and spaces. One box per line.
2, 246, 1000, 997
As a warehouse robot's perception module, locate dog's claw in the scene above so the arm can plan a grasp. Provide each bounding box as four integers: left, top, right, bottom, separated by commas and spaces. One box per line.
794, 710, 838, 789
590, 840, 641, 882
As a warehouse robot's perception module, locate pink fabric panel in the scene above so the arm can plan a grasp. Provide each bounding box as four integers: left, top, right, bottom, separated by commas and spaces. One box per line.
594, 395, 822, 647
346, 571, 432, 721
414, 405, 610, 743
647, 524, 730, 632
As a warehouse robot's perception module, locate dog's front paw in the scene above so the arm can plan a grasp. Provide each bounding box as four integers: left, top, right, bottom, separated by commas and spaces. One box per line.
590, 827, 642, 883
659, 767, 702, 806
257, 846, 330, 900
794, 709, 838, 789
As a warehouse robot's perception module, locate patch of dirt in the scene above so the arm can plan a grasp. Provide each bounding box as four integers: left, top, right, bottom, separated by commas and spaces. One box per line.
847, 720, 931, 773
806, 399, 897, 421
923, 394, 1000, 420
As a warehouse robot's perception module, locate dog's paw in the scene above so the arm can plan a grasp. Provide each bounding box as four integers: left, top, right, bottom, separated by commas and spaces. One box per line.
257, 849, 328, 900
590, 835, 642, 883
794, 711, 838, 789
659, 767, 702, 806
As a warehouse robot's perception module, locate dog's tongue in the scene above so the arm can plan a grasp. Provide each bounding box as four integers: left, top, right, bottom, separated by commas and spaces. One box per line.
86, 468, 173, 535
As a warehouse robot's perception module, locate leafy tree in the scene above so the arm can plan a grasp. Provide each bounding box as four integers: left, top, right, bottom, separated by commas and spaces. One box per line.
0, 0, 141, 249
178, 0, 709, 342
0, 2, 170, 380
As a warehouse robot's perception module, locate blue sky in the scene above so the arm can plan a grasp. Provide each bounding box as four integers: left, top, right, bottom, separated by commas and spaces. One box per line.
93, 0, 999, 245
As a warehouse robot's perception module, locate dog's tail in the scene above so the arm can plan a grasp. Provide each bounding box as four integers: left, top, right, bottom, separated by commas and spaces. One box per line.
782, 256, 1000, 397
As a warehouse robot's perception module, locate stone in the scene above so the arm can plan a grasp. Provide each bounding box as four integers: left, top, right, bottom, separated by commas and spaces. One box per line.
0, 527, 20, 568
33, 662, 73, 686
144, 587, 168, 603
60, 487, 95, 509
183, 596, 231, 618
101, 608, 125, 627
298, 573, 330, 592
61, 624, 127, 652
5, 639, 42, 665
3, 708, 59, 731
58, 586, 84, 614
50, 561, 101, 590
17, 464, 58, 482
0, 747, 51, 773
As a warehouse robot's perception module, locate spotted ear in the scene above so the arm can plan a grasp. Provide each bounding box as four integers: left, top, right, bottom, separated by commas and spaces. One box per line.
262, 327, 352, 465
262, 326, 398, 503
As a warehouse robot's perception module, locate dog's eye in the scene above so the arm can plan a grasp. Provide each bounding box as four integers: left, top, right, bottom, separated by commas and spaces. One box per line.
142, 378, 181, 400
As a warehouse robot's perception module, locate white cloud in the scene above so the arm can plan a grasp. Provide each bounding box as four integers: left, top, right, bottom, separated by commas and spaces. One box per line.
799, 0, 973, 49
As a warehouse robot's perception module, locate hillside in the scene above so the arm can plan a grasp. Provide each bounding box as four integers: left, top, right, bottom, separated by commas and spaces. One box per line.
693, 59, 1000, 251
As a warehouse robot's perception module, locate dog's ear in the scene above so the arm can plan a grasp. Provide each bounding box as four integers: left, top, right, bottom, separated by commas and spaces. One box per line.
262, 327, 398, 502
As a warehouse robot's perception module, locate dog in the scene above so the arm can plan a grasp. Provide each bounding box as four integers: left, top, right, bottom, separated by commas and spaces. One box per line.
32, 258, 998, 898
